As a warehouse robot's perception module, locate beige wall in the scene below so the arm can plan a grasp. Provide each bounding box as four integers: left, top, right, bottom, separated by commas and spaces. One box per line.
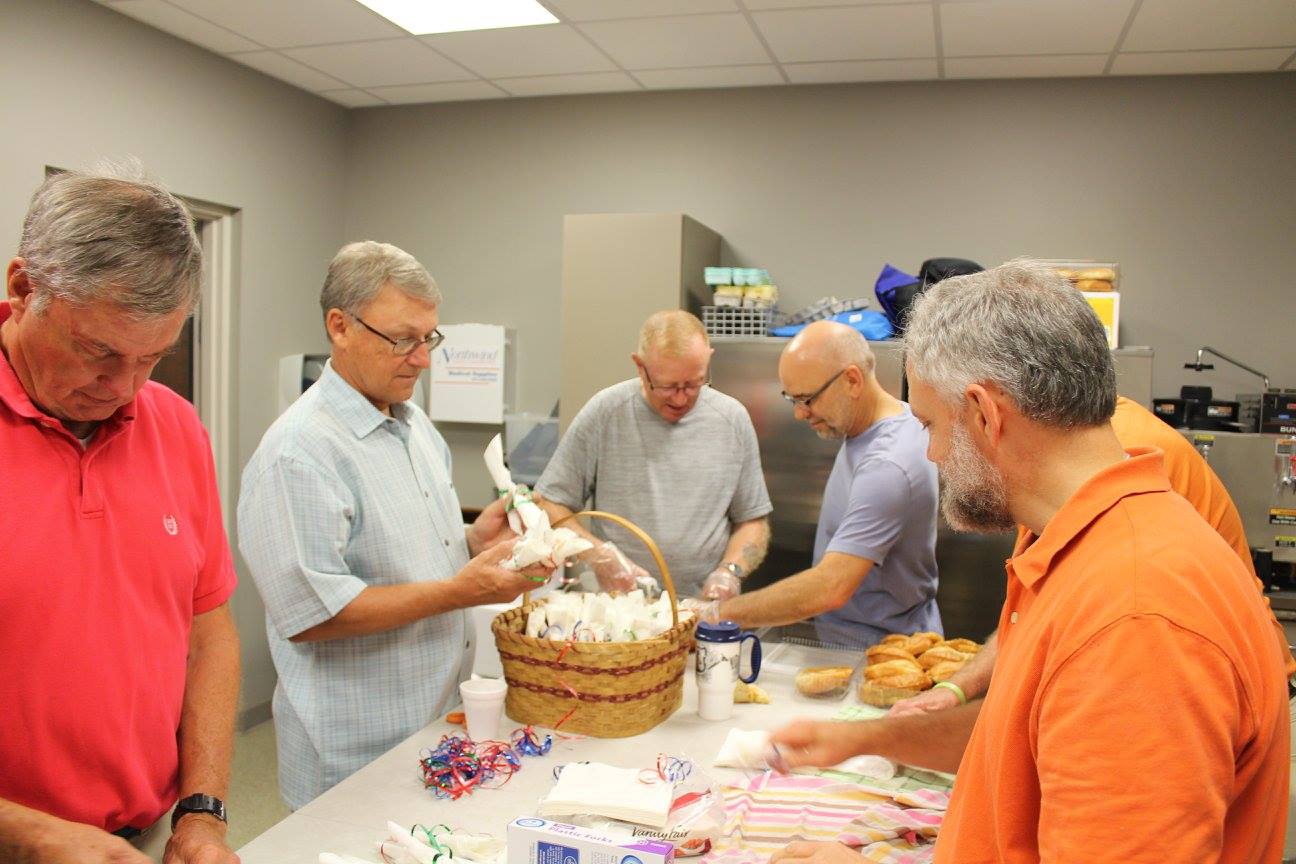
1, 0, 348, 719
344, 72, 1295, 506
7, 0, 1294, 718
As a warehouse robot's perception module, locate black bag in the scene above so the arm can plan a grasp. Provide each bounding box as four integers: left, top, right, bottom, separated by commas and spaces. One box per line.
888, 257, 984, 334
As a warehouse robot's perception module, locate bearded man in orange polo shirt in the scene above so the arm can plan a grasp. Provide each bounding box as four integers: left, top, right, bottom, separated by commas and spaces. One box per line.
771, 260, 1288, 863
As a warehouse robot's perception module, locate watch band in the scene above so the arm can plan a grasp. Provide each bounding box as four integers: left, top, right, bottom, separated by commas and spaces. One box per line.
171, 793, 227, 831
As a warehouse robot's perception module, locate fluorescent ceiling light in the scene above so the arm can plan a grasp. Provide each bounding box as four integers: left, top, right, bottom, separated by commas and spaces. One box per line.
356, 0, 558, 35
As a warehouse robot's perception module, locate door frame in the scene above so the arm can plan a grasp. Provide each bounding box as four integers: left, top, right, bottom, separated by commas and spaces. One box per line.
185, 198, 240, 521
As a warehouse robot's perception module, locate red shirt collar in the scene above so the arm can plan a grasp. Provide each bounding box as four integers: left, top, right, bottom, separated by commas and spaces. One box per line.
1010, 447, 1171, 589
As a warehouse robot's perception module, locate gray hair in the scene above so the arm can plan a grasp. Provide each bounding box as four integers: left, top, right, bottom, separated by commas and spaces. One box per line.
320, 241, 440, 319
19, 161, 202, 318
904, 259, 1115, 428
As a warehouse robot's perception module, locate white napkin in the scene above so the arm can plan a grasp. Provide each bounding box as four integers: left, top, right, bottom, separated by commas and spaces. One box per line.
540, 762, 676, 829
484, 434, 593, 571
713, 729, 778, 770
712, 728, 897, 779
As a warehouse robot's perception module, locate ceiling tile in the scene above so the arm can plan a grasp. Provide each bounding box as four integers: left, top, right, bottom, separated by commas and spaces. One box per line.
941, 0, 1132, 57
1111, 48, 1294, 75
422, 24, 616, 78
165, 0, 405, 48
635, 64, 785, 89
784, 58, 938, 83
579, 13, 770, 69
745, 0, 927, 7
319, 88, 388, 107
546, 0, 738, 20
1124, 0, 1296, 51
227, 50, 348, 91
367, 80, 506, 104
752, 5, 935, 63
944, 54, 1108, 79
108, 0, 261, 53
496, 71, 640, 97
284, 39, 470, 88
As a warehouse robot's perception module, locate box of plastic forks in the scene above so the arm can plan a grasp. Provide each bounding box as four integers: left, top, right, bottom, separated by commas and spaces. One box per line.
508, 817, 674, 864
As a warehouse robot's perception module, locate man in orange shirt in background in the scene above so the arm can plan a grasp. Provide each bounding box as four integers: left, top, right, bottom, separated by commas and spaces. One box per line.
770, 260, 1288, 863
890, 394, 1295, 716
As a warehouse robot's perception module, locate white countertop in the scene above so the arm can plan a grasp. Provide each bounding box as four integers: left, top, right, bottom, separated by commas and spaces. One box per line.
238, 641, 873, 863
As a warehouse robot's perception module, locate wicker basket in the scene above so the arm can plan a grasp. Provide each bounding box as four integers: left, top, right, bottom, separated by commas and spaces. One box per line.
491, 510, 696, 738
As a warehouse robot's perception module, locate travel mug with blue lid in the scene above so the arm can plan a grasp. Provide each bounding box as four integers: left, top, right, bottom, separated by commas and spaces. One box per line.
695, 620, 762, 720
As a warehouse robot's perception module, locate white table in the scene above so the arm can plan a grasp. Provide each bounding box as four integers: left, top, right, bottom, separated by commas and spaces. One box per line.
238, 642, 871, 863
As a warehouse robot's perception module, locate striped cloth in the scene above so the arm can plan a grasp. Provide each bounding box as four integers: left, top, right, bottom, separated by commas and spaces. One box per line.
705, 774, 949, 864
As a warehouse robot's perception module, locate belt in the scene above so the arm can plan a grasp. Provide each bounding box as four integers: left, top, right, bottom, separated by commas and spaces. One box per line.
112, 825, 143, 840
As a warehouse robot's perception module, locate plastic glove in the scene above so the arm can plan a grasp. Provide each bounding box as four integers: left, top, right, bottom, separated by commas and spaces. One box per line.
701, 567, 742, 601
586, 541, 650, 593
680, 598, 721, 623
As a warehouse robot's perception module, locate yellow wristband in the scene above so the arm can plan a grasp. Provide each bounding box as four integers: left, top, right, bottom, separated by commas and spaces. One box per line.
933, 680, 967, 705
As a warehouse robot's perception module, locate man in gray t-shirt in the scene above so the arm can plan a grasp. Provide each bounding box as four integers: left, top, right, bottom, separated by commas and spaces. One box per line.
709, 321, 940, 648
537, 311, 772, 599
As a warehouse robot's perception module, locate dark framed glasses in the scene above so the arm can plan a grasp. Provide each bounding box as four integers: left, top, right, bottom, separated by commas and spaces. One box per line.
781, 368, 847, 409
351, 314, 444, 356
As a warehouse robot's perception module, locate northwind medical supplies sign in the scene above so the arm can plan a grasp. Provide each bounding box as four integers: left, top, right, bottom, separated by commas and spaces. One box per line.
428, 323, 505, 424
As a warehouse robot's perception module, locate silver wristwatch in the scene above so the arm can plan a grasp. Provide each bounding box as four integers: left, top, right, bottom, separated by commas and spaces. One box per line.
723, 562, 746, 581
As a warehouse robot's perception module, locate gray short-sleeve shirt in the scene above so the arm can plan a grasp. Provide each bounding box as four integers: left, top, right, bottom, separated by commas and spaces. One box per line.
537, 380, 772, 597
812, 406, 941, 648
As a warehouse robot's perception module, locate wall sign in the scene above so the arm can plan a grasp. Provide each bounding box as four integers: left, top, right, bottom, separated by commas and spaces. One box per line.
428, 323, 506, 424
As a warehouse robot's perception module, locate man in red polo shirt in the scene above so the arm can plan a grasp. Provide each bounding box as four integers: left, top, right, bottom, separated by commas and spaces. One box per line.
769, 260, 1288, 863
0, 168, 240, 863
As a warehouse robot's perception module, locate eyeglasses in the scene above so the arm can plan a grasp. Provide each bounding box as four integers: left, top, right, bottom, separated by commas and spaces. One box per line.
781, 368, 847, 409
640, 363, 710, 397
351, 314, 444, 356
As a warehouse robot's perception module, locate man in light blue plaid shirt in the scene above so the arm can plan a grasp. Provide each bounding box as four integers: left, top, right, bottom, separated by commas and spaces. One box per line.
238, 241, 547, 809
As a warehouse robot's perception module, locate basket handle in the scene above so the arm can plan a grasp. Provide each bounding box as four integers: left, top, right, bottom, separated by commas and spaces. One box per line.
527, 510, 679, 628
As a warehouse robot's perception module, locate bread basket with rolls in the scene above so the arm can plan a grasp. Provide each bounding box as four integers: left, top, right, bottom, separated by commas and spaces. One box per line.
857, 632, 982, 707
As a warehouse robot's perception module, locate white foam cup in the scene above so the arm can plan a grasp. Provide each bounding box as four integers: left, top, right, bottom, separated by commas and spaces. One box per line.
459, 677, 508, 741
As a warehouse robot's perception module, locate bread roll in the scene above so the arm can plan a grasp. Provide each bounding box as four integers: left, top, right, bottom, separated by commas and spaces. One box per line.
795, 666, 853, 696
939, 638, 980, 654
880, 634, 909, 647
928, 660, 965, 683
1075, 267, 1116, 282
902, 632, 942, 656
1074, 279, 1113, 292
857, 668, 933, 707
866, 644, 919, 665
1053, 268, 1076, 279
917, 644, 972, 669
864, 659, 923, 681
734, 681, 771, 704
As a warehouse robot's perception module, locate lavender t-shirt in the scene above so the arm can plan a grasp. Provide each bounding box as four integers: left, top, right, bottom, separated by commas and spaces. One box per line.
812, 405, 941, 648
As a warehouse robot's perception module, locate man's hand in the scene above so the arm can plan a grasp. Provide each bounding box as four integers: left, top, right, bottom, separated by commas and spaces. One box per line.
769, 719, 871, 770
769, 841, 862, 864
165, 815, 239, 864
467, 496, 517, 556
701, 567, 741, 601
888, 686, 961, 718
586, 542, 651, 593
457, 540, 553, 605
20, 817, 151, 864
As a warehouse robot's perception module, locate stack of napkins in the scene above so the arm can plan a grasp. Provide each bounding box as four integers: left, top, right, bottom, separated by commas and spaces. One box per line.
539, 763, 676, 829
484, 435, 593, 571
